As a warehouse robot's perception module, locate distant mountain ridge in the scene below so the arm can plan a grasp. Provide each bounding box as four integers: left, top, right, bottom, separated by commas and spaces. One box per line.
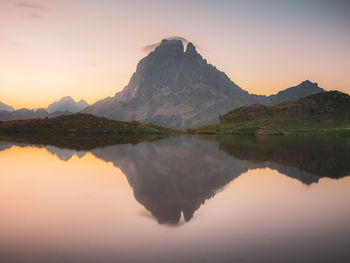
0, 102, 14, 112
0, 96, 88, 121
47, 96, 88, 113
253, 80, 324, 105
0, 108, 72, 121
82, 39, 324, 129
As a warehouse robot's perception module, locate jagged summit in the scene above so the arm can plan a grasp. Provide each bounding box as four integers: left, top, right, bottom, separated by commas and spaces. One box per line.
185, 42, 196, 52
83, 38, 325, 129
152, 39, 184, 58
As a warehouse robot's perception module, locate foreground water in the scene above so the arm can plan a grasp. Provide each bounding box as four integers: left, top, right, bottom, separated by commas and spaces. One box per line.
0, 135, 350, 263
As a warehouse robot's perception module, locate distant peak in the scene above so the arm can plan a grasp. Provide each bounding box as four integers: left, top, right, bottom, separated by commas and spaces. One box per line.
47, 96, 88, 113
60, 96, 74, 101
299, 80, 318, 86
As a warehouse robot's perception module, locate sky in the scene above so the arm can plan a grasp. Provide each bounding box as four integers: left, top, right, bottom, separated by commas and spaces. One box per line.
1, 0, 349, 109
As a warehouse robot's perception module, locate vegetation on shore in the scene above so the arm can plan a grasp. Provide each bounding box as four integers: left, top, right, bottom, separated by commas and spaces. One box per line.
0, 133, 168, 151
0, 113, 175, 136
187, 91, 350, 135
0, 113, 176, 150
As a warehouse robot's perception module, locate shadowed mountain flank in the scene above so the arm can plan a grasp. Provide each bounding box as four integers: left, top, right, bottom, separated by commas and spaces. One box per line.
83, 39, 324, 129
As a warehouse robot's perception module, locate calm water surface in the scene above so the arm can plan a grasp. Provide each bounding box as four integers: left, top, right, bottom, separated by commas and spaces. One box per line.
0, 135, 350, 263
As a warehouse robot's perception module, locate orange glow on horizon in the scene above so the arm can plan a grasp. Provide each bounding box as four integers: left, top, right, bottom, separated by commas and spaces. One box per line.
1, 0, 349, 108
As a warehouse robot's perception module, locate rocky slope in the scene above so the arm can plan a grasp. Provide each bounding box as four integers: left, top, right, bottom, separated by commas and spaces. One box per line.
83, 39, 324, 129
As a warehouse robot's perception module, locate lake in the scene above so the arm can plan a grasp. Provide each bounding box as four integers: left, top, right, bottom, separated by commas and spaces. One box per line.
0, 135, 350, 263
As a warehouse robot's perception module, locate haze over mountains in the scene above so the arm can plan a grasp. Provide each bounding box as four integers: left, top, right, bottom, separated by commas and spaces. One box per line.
0, 102, 14, 112
83, 39, 324, 129
47, 96, 89, 114
0, 96, 89, 121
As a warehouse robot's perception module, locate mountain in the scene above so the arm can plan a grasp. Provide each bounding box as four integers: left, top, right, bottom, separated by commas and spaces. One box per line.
0, 108, 48, 121
0, 102, 14, 112
47, 96, 89, 113
0, 108, 73, 121
83, 39, 324, 129
191, 91, 350, 135
255, 80, 324, 105
0, 96, 87, 121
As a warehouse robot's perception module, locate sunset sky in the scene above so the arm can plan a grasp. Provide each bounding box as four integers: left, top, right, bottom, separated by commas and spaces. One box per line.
1, 0, 349, 109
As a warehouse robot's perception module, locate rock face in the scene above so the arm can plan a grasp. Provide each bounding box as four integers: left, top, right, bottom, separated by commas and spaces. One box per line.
83, 39, 254, 128
83, 40, 324, 129
47, 96, 89, 113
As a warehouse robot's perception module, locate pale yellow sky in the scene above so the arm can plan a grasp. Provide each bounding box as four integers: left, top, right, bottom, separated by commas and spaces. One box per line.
1, 0, 349, 109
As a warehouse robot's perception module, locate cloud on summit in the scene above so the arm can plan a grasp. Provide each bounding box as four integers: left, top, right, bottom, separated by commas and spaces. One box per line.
141, 36, 190, 54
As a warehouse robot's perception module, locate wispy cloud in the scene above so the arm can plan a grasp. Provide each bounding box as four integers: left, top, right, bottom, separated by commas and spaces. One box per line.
16, 1, 45, 10
141, 36, 190, 54
29, 12, 41, 19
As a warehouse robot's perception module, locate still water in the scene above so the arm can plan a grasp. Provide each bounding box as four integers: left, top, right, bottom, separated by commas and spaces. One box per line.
0, 135, 350, 263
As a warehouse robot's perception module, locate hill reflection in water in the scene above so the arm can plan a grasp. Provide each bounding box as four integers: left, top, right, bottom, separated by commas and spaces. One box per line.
1, 135, 349, 226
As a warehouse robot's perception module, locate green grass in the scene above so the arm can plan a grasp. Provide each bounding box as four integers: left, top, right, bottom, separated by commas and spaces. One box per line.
0, 114, 178, 150
0, 113, 176, 136
190, 114, 350, 136
191, 91, 350, 135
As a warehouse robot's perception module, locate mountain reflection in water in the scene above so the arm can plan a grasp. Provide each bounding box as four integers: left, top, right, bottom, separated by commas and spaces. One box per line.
1, 135, 349, 226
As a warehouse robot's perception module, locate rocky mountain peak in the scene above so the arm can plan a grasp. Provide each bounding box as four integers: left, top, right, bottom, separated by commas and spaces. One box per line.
298, 80, 319, 89
83, 38, 328, 129
152, 39, 184, 59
